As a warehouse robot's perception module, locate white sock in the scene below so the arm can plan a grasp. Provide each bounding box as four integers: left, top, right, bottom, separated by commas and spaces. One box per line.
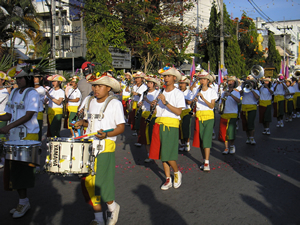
204, 160, 209, 164
174, 171, 179, 175
107, 201, 116, 212
94, 212, 104, 222
19, 198, 29, 205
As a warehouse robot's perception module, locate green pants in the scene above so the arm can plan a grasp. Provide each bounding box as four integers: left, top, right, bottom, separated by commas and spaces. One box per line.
199, 119, 214, 148
50, 114, 62, 137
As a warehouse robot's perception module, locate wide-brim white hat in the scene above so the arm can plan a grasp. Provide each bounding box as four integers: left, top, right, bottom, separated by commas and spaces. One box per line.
178, 75, 190, 85
87, 72, 121, 92
158, 67, 182, 82
47, 74, 66, 82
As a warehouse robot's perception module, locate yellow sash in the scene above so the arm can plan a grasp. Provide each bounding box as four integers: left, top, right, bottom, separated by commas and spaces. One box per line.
48, 107, 63, 124
180, 109, 191, 120
0, 112, 6, 123
122, 95, 130, 101
259, 100, 272, 107
37, 111, 43, 120
195, 110, 214, 122
221, 113, 238, 120
274, 95, 284, 103
67, 105, 78, 113
293, 92, 300, 108
155, 117, 180, 130
132, 101, 137, 110
241, 104, 257, 120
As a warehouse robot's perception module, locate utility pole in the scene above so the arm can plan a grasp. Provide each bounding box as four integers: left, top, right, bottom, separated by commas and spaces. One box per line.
51, 0, 56, 60
80, 4, 84, 57
58, 0, 62, 58
277, 19, 293, 75
220, 0, 224, 71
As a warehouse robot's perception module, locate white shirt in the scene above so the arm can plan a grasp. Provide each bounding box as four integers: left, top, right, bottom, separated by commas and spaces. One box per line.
86, 98, 125, 142
156, 88, 185, 119
182, 89, 193, 109
121, 81, 131, 97
221, 90, 240, 114
47, 89, 65, 108
67, 88, 82, 107
35, 86, 46, 112
5, 88, 39, 134
195, 88, 218, 111
287, 86, 295, 95
259, 86, 273, 101
242, 90, 260, 105
273, 83, 285, 96
141, 89, 159, 112
133, 83, 147, 102
210, 83, 219, 95
0, 88, 10, 114
293, 83, 300, 93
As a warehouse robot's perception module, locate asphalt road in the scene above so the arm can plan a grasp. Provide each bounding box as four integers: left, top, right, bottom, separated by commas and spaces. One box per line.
1, 112, 300, 225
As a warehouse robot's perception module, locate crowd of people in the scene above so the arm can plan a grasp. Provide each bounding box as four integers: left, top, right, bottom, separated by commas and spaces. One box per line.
0, 61, 299, 225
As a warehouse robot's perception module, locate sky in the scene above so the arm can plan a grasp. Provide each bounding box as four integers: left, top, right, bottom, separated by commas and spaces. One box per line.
224, 0, 300, 22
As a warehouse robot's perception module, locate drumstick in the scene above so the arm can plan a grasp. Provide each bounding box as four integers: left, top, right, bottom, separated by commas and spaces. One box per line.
74, 129, 114, 139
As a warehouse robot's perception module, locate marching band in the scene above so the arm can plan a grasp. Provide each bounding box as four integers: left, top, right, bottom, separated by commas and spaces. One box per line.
0, 61, 300, 225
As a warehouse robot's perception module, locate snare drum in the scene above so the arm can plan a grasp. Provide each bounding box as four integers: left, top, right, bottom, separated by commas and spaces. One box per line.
4, 140, 41, 165
45, 137, 92, 175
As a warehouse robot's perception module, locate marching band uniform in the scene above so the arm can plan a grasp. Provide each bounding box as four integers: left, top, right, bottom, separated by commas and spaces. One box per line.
192, 71, 218, 172
76, 73, 124, 225
259, 77, 273, 135
46, 75, 66, 137
240, 78, 260, 144
284, 79, 294, 122
218, 76, 240, 154
128, 72, 147, 132
149, 67, 185, 190
66, 76, 82, 137
293, 79, 300, 118
178, 76, 193, 151
136, 76, 160, 162
0, 69, 40, 219
273, 74, 286, 127
121, 72, 132, 120
34, 74, 46, 141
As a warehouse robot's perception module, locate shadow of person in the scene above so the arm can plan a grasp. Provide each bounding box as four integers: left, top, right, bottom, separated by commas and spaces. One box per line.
133, 184, 188, 225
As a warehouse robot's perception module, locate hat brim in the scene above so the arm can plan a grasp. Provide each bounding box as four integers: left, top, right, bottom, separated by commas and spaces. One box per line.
89, 76, 120, 92
47, 75, 66, 82
159, 67, 182, 82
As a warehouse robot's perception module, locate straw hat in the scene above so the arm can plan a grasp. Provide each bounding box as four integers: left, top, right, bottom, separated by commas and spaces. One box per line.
261, 76, 271, 82
133, 71, 145, 78
87, 72, 121, 92
145, 76, 160, 86
227, 76, 238, 87
158, 66, 182, 82
0, 71, 7, 80
178, 75, 190, 85
124, 72, 133, 79
69, 76, 80, 83
286, 78, 292, 84
47, 74, 66, 82
197, 70, 213, 82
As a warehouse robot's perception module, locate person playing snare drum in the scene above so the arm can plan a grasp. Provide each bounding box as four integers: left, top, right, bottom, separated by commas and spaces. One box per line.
0, 68, 40, 219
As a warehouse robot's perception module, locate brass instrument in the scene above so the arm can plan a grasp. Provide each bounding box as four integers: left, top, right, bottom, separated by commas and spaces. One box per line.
250, 65, 264, 89
135, 89, 149, 119
283, 82, 292, 100
146, 83, 166, 123
292, 66, 300, 79
0, 85, 13, 88
189, 84, 202, 115
218, 87, 229, 114
243, 80, 254, 93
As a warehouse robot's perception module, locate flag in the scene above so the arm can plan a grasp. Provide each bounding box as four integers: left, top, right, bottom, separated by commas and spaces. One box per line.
285, 65, 289, 78
280, 60, 283, 74
208, 61, 210, 73
218, 63, 223, 85
190, 58, 196, 85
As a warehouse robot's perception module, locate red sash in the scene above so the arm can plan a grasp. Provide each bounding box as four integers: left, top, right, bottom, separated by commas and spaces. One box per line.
218, 117, 228, 142
192, 118, 201, 148
149, 123, 161, 159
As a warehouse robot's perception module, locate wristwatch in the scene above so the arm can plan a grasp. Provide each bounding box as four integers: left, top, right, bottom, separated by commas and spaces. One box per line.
164, 101, 169, 106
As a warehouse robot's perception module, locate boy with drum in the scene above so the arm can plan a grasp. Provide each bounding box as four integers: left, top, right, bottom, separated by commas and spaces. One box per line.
0, 69, 40, 218
75, 72, 125, 225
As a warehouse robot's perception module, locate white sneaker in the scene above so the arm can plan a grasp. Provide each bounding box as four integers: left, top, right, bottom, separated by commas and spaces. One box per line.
250, 138, 256, 145
262, 129, 267, 135
229, 145, 236, 154
222, 148, 229, 154
144, 158, 153, 163
280, 121, 284, 128
276, 122, 280, 128
285, 118, 289, 122
10, 208, 16, 214
12, 203, 30, 218
297, 112, 300, 118
89, 220, 105, 225
246, 138, 251, 144
134, 143, 142, 147
199, 163, 204, 170
185, 142, 190, 151
203, 163, 210, 172
173, 171, 182, 189
292, 114, 297, 119
106, 203, 120, 225
288, 117, 292, 122
161, 177, 172, 190
178, 144, 185, 151
132, 132, 138, 136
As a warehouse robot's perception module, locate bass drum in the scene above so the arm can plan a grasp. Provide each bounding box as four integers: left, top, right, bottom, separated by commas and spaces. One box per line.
4, 140, 41, 165
45, 137, 92, 176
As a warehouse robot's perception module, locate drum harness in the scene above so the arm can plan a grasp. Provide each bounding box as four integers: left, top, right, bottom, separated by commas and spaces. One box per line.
83, 95, 117, 175
7, 87, 35, 140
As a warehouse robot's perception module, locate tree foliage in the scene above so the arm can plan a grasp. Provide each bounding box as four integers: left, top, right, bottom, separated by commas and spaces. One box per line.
266, 32, 281, 75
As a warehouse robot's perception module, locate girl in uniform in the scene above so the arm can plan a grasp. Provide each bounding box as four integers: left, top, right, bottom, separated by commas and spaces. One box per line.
192, 71, 218, 172
284, 78, 295, 122
34, 73, 45, 141
273, 74, 286, 128
45, 75, 65, 137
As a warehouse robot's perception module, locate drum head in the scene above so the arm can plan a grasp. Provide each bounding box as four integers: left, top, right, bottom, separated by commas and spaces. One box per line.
47, 137, 92, 143
4, 140, 41, 146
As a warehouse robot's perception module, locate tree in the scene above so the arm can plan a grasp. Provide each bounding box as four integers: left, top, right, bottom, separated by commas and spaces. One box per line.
266, 32, 281, 75
83, 0, 126, 71
237, 13, 265, 75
